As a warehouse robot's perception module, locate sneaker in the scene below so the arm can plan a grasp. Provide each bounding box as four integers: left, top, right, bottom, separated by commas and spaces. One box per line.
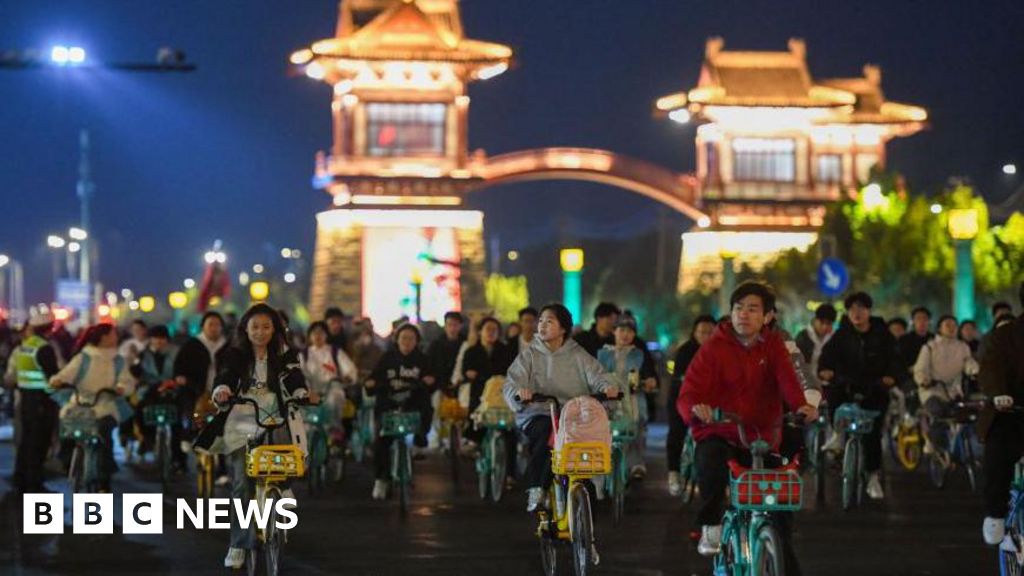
823, 431, 842, 453
224, 547, 245, 569
280, 488, 297, 509
372, 480, 389, 500
630, 465, 647, 480
215, 474, 231, 487
697, 525, 722, 556
667, 471, 682, 497
526, 487, 546, 512
593, 478, 606, 501
866, 472, 885, 500
984, 517, 1006, 545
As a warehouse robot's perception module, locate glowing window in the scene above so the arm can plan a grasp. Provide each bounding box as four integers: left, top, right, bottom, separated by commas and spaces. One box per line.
732, 138, 795, 182
817, 154, 842, 184
366, 103, 447, 157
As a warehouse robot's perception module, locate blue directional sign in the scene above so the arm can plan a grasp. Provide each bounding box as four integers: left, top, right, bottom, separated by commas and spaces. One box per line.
817, 258, 849, 298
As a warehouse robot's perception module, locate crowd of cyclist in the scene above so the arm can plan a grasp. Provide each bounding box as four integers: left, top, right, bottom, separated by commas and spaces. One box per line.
1, 279, 1022, 571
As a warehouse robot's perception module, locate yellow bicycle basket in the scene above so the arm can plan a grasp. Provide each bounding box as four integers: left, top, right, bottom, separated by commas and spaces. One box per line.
246, 445, 305, 479
552, 442, 611, 476
439, 396, 469, 421
342, 399, 358, 420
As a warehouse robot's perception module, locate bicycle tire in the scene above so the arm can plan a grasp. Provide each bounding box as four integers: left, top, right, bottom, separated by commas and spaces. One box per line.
69, 445, 84, 493
540, 532, 559, 576
929, 452, 948, 489
680, 462, 696, 505
491, 434, 507, 504
570, 483, 594, 576
158, 427, 173, 490
754, 523, 786, 576
394, 442, 410, 516
264, 504, 281, 576
963, 434, 977, 492
612, 447, 625, 525
842, 438, 859, 511
477, 432, 490, 501
449, 423, 461, 490
245, 547, 259, 576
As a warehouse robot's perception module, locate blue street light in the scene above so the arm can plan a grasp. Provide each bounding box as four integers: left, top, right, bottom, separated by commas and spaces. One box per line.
51, 45, 86, 65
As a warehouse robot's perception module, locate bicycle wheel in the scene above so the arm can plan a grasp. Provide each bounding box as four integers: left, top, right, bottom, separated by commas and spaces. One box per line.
394, 442, 410, 516
449, 423, 461, 490
570, 483, 594, 576
680, 436, 696, 504
308, 431, 326, 496
540, 532, 559, 576
754, 524, 786, 576
491, 434, 508, 504
612, 447, 625, 525
842, 438, 859, 511
264, 505, 282, 576
1001, 547, 1023, 576
929, 452, 948, 489
330, 446, 345, 483
246, 547, 259, 576
69, 445, 84, 493
962, 432, 978, 492
477, 431, 491, 501
159, 427, 173, 490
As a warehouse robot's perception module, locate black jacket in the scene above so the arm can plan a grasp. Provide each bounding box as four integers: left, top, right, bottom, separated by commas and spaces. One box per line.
897, 331, 933, 375
462, 342, 513, 388
365, 348, 433, 411
671, 339, 701, 387
173, 337, 231, 398
818, 316, 901, 391
574, 325, 614, 358
426, 336, 464, 387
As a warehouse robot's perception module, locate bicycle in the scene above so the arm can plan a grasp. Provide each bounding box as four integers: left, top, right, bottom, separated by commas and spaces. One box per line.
606, 402, 636, 525
678, 429, 698, 505
379, 407, 421, 516
192, 392, 219, 498
473, 405, 516, 502
303, 400, 339, 496
802, 403, 829, 503
143, 392, 180, 491
347, 386, 375, 464
228, 395, 309, 576
995, 405, 1024, 575
521, 392, 611, 576
886, 387, 923, 472
438, 393, 470, 491
925, 398, 985, 491
703, 410, 805, 576
832, 397, 881, 511
60, 388, 120, 493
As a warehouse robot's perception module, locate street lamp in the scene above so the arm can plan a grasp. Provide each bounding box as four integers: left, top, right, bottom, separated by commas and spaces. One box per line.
47, 235, 66, 249
947, 208, 979, 322
249, 281, 269, 302
560, 248, 584, 327
138, 296, 156, 313
69, 227, 88, 241
168, 291, 189, 335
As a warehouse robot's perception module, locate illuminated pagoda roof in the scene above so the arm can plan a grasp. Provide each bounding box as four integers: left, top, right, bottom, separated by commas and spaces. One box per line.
290, 0, 513, 80
655, 37, 927, 131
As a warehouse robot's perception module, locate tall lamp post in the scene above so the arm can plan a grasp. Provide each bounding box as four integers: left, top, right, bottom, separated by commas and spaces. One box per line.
718, 247, 738, 318
947, 208, 979, 322
560, 249, 584, 327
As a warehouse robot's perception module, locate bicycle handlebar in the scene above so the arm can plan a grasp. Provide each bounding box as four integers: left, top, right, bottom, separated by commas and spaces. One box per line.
227, 395, 312, 430
56, 386, 120, 408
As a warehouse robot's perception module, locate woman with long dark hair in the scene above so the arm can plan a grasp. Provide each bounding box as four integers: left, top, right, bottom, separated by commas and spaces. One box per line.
194, 303, 308, 570
666, 314, 716, 497
50, 323, 135, 492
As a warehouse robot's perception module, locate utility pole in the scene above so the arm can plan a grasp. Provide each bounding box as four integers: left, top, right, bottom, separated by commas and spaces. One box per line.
77, 129, 94, 323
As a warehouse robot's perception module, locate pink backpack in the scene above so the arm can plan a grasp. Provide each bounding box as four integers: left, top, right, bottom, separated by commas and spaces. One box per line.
555, 396, 611, 451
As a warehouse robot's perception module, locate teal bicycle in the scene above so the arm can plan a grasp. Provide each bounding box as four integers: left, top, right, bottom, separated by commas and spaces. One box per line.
678, 429, 698, 504
996, 404, 1024, 575
833, 398, 881, 511
474, 406, 515, 502
707, 410, 804, 576
380, 409, 421, 516
303, 400, 343, 495
348, 388, 375, 464
606, 405, 636, 524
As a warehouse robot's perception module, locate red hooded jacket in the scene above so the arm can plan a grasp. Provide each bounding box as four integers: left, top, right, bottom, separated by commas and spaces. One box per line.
676, 321, 805, 448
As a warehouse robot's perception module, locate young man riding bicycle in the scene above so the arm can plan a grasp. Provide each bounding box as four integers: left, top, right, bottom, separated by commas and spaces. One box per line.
677, 281, 817, 572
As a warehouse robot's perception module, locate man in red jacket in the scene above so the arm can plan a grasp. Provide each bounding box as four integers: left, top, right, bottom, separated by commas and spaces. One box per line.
678, 281, 817, 562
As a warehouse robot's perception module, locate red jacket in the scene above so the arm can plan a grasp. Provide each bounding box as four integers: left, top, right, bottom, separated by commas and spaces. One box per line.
676, 322, 805, 448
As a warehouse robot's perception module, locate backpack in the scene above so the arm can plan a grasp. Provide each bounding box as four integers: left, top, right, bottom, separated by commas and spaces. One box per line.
555, 396, 611, 451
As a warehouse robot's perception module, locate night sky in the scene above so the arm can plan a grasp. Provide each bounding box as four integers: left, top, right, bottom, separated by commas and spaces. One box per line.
1, 0, 1021, 304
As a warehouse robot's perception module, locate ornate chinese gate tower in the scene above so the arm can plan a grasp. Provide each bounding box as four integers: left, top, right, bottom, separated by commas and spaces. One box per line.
292, 0, 513, 326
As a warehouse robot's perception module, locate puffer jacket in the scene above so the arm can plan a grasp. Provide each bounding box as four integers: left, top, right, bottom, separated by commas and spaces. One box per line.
503, 337, 613, 427
914, 335, 979, 404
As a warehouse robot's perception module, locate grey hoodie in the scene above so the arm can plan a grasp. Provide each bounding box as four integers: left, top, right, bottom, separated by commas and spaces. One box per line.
503, 337, 613, 427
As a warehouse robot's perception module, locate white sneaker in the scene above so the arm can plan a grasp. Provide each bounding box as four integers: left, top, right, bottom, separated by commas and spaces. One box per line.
280, 488, 296, 509
593, 478, 606, 501
526, 487, 546, 512
224, 547, 245, 569
372, 479, 389, 500
697, 525, 722, 556
630, 465, 647, 480
215, 474, 231, 487
667, 471, 682, 497
984, 517, 1006, 545
866, 473, 885, 500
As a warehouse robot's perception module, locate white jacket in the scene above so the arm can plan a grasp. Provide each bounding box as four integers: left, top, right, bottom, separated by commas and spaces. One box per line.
914, 335, 979, 404
52, 346, 136, 423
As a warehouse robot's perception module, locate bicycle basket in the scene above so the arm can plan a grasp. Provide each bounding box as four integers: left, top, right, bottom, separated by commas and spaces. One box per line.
303, 403, 331, 426
730, 468, 803, 511
380, 411, 421, 437
833, 403, 879, 434
439, 396, 469, 421
610, 414, 637, 441
143, 404, 179, 426
246, 444, 305, 479
552, 442, 611, 475
475, 407, 515, 429
60, 407, 99, 440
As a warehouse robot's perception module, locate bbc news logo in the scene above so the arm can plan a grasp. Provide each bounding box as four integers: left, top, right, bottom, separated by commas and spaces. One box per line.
23, 494, 298, 534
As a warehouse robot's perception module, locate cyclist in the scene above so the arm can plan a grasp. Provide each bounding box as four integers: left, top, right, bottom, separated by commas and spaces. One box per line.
509, 307, 539, 358
195, 303, 309, 570
667, 315, 716, 497
818, 291, 901, 500
504, 303, 619, 512
49, 323, 135, 492
364, 323, 435, 500
980, 283, 1024, 545
132, 325, 181, 464
913, 314, 979, 467
461, 317, 513, 448
301, 321, 357, 427
678, 281, 816, 569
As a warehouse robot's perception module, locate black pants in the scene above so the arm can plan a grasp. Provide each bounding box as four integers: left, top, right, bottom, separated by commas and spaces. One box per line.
984, 414, 1024, 518
695, 436, 802, 575
14, 389, 59, 492
522, 416, 553, 489
666, 382, 688, 471
826, 383, 889, 473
